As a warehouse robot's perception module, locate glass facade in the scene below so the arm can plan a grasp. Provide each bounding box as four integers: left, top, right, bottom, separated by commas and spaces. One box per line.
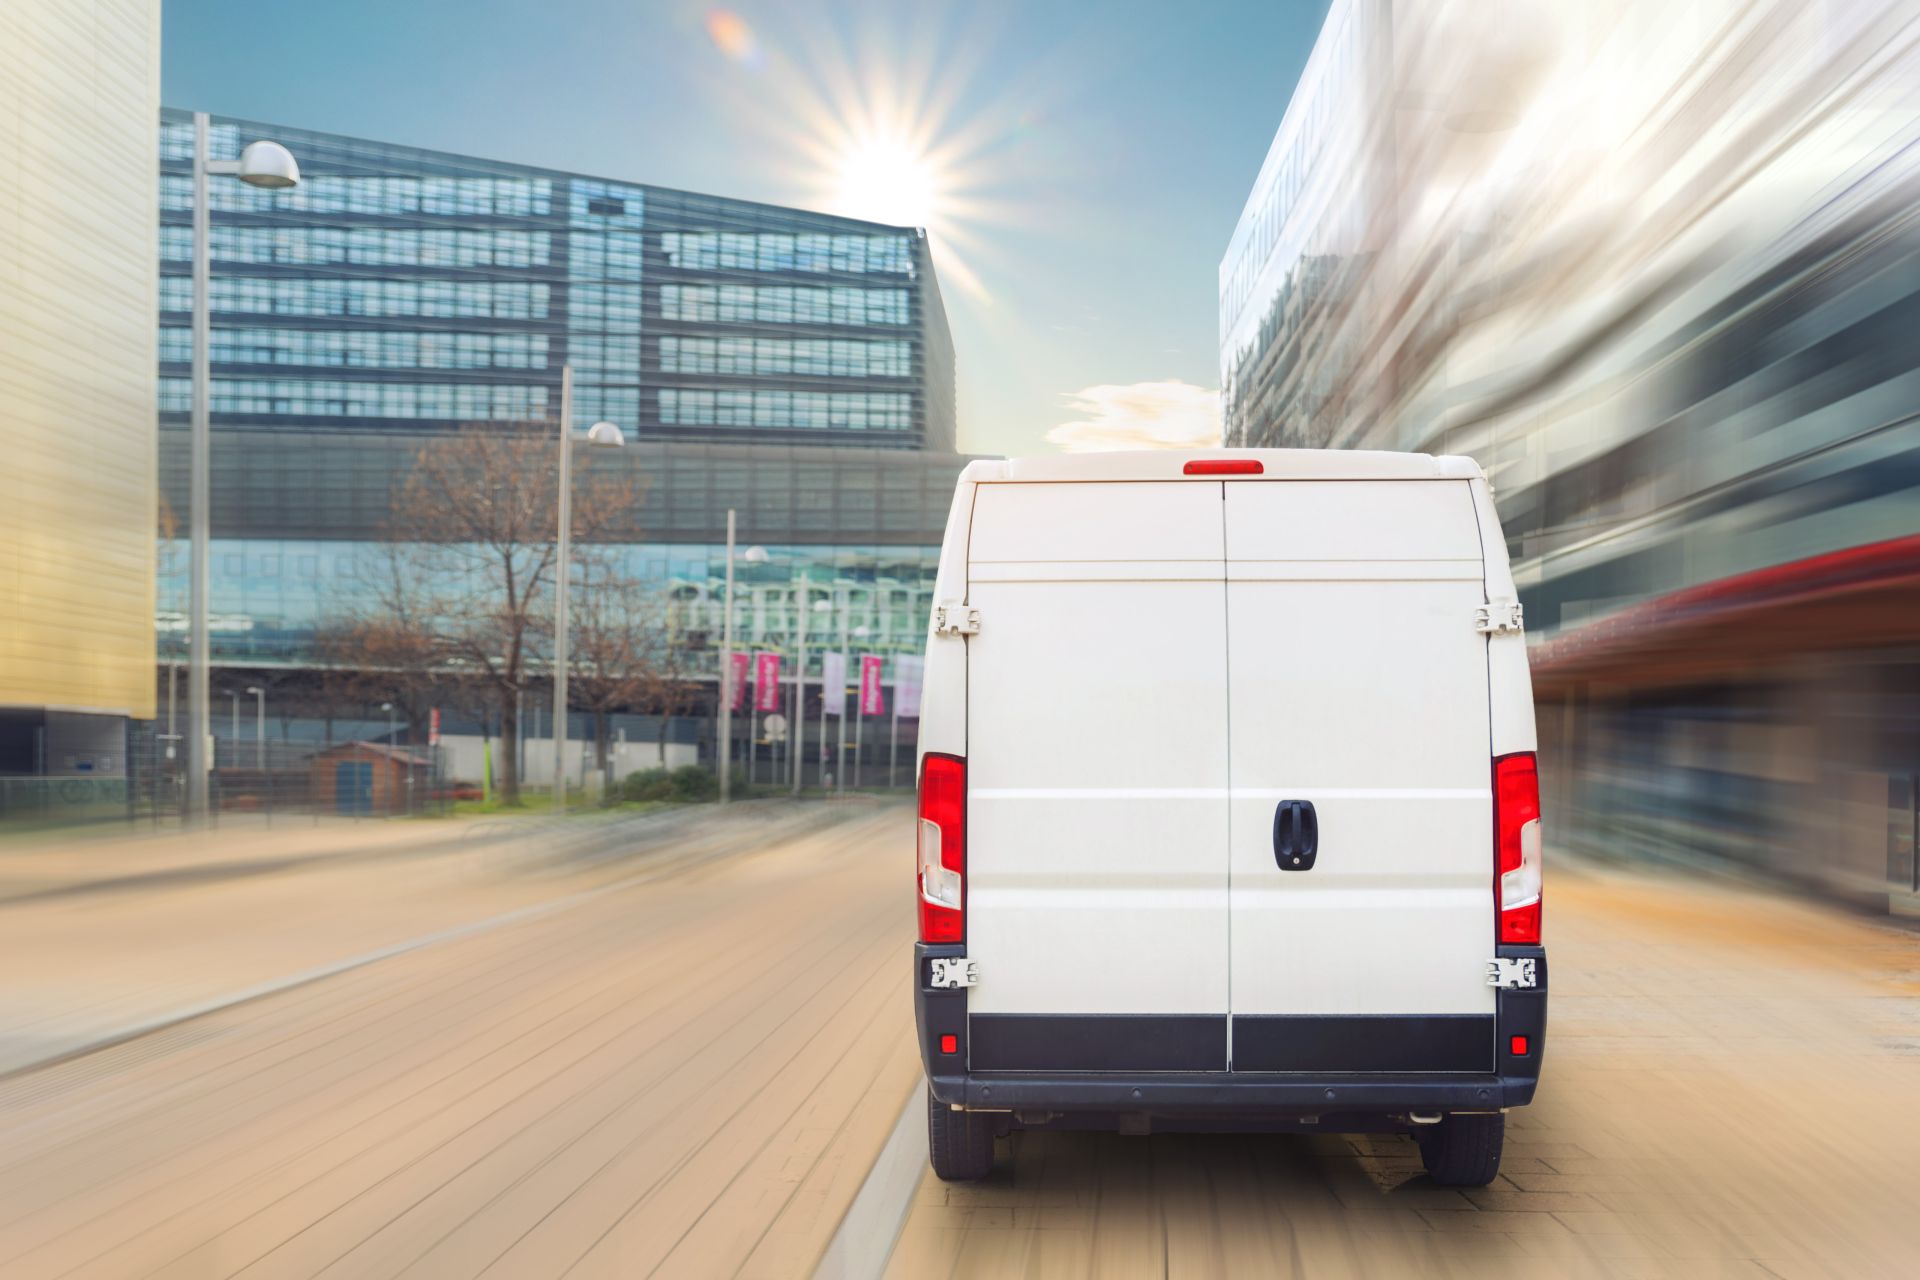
159, 110, 956, 451
1220, 0, 1920, 905
157, 537, 941, 672
1220, 0, 1920, 641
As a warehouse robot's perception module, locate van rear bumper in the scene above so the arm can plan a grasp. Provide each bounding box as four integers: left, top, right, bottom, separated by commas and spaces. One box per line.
927, 1070, 1535, 1113
916, 943, 1547, 1117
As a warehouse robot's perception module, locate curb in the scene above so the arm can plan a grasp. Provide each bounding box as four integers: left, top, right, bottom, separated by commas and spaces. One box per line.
813, 1088, 925, 1280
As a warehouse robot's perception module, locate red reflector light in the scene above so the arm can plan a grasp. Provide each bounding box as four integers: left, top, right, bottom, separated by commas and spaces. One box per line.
917, 754, 966, 943
1493, 752, 1543, 944
1183, 459, 1263, 475
1509, 1035, 1529, 1056
939, 1034, 958, 1055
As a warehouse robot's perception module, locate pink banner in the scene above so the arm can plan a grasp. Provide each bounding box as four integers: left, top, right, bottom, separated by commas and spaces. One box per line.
860, 655, 886, 716
727, 652, 750, 712
753, 652, 782, 713
894, 655, 924, 718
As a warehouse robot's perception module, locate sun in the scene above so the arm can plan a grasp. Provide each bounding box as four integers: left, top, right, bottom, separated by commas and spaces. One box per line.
831, 132, 940, 230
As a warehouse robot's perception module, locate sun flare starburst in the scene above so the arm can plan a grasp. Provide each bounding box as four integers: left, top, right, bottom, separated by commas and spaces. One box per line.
701, 9, 1029, 303
830, 131, 940, 230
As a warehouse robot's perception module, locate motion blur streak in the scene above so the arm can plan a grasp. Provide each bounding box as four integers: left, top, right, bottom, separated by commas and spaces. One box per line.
0, 805, 917, 1278
888, 859, 1920, 1276
1220, 0, 1920, 911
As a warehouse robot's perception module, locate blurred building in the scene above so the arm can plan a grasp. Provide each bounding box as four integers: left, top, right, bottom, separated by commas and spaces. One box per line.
1222, 0, 1920, 911
155, 112, 968, 716
0, 1, 159, 793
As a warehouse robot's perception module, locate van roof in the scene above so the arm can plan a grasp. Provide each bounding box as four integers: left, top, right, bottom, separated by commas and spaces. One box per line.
962, 449, 1484, 484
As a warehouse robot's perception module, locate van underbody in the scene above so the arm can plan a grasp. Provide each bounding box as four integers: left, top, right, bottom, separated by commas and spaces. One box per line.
916, 941, 1547, 1124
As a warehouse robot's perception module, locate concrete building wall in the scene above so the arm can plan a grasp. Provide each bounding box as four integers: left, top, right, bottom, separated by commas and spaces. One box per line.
0, 0, 159, 723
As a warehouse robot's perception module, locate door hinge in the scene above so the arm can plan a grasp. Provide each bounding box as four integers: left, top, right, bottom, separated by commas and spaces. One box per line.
929, 957, 979, 989
1486, 957, 1537, 989
933, 603, 981, 637
1474, 601, 1524, 635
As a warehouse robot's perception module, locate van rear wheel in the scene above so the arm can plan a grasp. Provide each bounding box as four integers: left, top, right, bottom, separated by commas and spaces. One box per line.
1417, 1112, 1504, 1186
926, 1087, 996, 1181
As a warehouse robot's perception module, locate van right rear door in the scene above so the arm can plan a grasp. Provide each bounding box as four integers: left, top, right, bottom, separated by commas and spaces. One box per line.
1224, 480, 1497, 1073
963, 481, 1232, 1073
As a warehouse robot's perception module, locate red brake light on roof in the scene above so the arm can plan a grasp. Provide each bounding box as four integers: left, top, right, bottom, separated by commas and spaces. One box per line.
917, 753, 966, 943
1183, 459, 1263, 475
1494, 753, 1543, 944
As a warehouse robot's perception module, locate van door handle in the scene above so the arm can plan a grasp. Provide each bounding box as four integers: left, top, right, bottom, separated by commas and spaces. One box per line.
1272, 800, 1318, 871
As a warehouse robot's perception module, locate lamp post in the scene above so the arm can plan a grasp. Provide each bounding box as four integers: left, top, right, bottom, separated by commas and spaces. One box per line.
186, 113, 300, 823
715, 513, 767, 807
551, 364, 626, 815
246, 686, 265, 771
382, 701, 397, 748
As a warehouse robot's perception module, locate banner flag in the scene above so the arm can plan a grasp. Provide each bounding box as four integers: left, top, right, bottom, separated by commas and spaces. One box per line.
821, 652, 848, 716
753, 652, 782, 713
728, 651, 751, 711
860, 655, 886, 716
894, 655, 925, 718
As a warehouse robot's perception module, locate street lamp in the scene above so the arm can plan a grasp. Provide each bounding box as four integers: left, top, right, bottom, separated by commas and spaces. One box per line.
246, 685, 265, 771
552, 363, 625, 815
186, 113, 300, 823
717, 512, 767, 806
381, 701, 397, 748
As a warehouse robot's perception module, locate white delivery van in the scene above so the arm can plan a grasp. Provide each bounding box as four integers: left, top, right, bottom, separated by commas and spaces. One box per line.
913, 450, 1545, 1186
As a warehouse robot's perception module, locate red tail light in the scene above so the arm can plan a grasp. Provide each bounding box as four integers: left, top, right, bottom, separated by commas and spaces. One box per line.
917, 753, 966, 943
1183, 459, 1263, 475
1494, 753, 1542, 943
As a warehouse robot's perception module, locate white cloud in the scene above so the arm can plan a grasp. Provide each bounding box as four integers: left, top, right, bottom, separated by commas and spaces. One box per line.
1044, 380, 1222, 453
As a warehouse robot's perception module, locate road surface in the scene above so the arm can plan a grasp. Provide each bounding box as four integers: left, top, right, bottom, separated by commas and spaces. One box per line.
0, 804, 919, 1279
4, 809, 1920, 1278
886, 862, 1920, 1278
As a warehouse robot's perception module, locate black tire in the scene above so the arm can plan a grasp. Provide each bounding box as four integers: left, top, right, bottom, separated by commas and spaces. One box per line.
1417, 1112, 1504, 1186
926, 1086, 996, 1181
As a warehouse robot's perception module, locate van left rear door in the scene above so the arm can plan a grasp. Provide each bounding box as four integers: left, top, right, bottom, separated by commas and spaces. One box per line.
964, 480, 1231, 1073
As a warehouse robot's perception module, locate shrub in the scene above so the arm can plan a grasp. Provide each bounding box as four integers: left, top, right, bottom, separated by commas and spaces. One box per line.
668, 764, 718, 802
619, 768, 676, 803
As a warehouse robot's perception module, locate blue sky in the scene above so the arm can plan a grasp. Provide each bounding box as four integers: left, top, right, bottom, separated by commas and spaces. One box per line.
163, 0, 1330, 456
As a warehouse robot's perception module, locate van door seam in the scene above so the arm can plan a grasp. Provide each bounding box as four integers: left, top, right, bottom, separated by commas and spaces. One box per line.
1219, 479, 1234, 1071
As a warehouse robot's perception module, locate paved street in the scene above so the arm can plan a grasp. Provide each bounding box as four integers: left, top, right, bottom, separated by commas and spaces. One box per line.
887, 862, 1920, 1278
4, 811, 1920, 1278
0, 804, 921, 1279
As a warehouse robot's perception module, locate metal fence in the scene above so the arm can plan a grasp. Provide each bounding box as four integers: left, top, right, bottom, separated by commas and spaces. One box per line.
0, 726, 455, 830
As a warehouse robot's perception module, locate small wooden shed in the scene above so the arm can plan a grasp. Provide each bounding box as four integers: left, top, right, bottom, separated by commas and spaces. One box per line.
309, 741, 427, 815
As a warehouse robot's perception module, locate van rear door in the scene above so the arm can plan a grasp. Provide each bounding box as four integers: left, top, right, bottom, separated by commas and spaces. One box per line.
1223, 480, 1496, 1072
964, 481, 1231, 1072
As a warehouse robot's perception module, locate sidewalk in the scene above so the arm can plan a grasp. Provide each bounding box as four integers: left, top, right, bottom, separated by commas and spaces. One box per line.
0, 804, 919, 1278
0, 813, 495, 904
0, 802, 861, 1077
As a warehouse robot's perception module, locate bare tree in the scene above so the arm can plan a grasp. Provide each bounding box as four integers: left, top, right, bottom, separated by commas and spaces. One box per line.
638, 622, 703, 768
313, 617, 441, 747
567, 554, 672, 780
372, 427, 633, 805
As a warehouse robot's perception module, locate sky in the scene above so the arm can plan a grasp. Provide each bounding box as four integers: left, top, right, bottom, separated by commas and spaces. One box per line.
162, 0, 1331, 457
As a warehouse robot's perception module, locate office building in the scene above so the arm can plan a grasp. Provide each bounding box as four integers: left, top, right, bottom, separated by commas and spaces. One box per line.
1221, 0, 1920, 908
153, 110, 968, 777
0, 1, 159, 797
